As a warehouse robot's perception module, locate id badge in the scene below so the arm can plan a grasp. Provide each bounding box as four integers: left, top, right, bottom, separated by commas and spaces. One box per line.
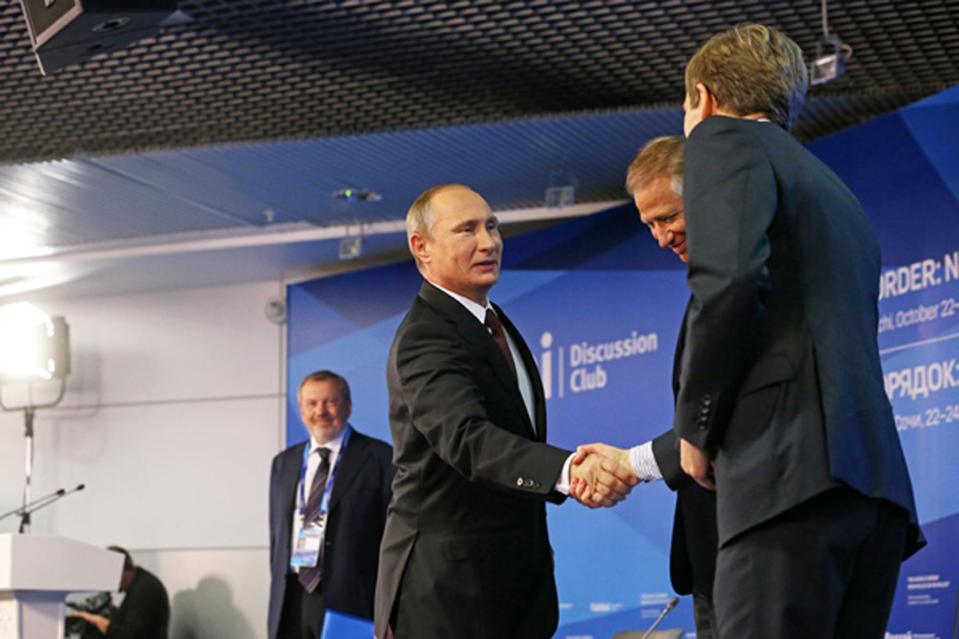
290, 515, 326, 568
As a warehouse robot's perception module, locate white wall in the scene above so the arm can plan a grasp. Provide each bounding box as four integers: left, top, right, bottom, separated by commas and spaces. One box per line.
0, 281, 285, 639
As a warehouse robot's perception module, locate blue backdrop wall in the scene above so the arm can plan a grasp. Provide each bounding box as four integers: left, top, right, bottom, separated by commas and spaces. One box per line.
287, 84, 959, 638
808, 85, 959, 639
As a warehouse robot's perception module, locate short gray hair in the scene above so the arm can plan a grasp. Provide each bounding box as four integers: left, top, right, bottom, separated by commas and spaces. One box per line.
297, 370, 351, 406
405, 183, 469, 268
626, 136, 685, 196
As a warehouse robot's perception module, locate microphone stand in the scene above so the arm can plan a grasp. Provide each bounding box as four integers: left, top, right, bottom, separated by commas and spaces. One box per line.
0, 484, 85, 531
641, 597, 679, 639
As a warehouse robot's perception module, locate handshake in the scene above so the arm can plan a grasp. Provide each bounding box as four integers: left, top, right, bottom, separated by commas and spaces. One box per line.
568, 443, 638, 509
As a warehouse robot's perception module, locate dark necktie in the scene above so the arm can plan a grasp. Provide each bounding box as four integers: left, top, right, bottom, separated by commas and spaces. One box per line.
485, 309, 516, 376
298, 446, 331, 592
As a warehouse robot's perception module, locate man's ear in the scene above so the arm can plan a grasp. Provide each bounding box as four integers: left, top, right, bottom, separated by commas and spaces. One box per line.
696, 82, 716, 117
410, 233, 430, 266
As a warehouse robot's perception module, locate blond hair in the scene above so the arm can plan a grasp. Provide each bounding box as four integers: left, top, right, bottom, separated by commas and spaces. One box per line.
685, 24, 808, 129
625, 136, 685, 195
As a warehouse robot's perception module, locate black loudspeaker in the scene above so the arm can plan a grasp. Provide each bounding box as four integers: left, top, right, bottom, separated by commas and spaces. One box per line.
18, 0, 178, 75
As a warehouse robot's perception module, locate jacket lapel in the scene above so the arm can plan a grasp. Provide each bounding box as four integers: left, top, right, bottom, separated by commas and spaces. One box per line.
672, 297, 691, 401
419, 283, 536, 440
281, 444, 307, 518
328, 433, 366, 512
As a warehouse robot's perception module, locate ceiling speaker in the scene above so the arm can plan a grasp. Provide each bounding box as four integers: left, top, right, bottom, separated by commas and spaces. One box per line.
18, 0, 178, 75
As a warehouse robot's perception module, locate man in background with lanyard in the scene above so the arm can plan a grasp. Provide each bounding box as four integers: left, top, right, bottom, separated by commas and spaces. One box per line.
268, 370, 393, 639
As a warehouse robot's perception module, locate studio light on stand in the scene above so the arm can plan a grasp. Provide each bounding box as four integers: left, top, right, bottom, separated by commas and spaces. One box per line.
0, 302, 71, 533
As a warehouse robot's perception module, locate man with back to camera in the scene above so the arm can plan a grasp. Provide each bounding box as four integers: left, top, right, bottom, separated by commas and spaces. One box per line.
575, 135, 720, 639
672, 23, 922, 638
268, 370, 393, 639
373, 183, 638, 639
70, 546, 169, 639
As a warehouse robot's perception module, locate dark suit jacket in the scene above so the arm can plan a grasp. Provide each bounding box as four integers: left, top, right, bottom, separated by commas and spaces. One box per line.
651, 303, 718, 598
268, 428, 393, 639
104, 567, 169, 639
676, 115, 922, 554
374, 282, 571, 639
653, 433, 718, 598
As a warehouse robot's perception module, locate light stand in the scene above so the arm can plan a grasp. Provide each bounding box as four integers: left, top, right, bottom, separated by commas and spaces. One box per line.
0, 304, 70, 534
2, 379, 67, 533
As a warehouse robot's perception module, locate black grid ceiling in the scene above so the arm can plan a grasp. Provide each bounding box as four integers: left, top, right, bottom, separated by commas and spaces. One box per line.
0, 0, 956, 165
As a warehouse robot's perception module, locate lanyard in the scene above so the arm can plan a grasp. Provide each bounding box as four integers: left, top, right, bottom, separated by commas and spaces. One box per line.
297, 424, 352, 521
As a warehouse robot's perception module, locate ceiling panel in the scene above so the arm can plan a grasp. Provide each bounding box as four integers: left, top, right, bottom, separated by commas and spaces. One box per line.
0, 0, 955, 301
0, 107, 682, 248
0, 0, 955, 164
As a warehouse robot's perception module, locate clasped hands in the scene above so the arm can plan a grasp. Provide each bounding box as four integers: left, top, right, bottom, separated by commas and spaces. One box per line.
568, 443, 637, 508
569, 438, 715, 508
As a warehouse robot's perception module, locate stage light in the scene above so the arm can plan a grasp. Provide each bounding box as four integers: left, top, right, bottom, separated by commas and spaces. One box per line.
810, 35, 847, 86
544, 185, 575, 208
545, 167, 577, 209
0, 302, 71, 381
339, 236, 363, 260
0, 302, 71, 534
809, 0, 853, 86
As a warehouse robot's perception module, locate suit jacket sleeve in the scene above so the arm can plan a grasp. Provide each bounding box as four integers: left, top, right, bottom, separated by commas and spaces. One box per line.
268, 453, 284, 566
675, 118, 777, 451
395, 316, 570, 498
651, 429, 693, 491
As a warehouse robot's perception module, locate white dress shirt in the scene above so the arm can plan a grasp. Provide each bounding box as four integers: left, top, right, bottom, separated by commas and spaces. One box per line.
289, 428, 347, 570
429, 282, 573, 494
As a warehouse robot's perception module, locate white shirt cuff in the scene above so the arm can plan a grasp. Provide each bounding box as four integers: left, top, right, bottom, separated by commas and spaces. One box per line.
554, 453, 575, 495
629, 442, 663, 482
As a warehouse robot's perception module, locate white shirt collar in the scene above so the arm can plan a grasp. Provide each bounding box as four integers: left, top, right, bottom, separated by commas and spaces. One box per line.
309, 425, 347, 456
429, 281, 491, 324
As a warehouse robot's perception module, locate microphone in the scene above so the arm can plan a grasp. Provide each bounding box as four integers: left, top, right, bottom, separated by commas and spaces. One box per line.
0, 483, 86, 526
641, 597, 679, 639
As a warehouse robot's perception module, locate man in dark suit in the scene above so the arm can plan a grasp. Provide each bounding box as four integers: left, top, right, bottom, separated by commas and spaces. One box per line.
268, 370, 393, 639
575, 136, 720, 639
374, 184, 637, 639
675, 23, 923, 638
70, 546, 169, 639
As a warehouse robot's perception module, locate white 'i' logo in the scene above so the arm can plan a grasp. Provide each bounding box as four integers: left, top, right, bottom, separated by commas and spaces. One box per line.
540, 332, 553, 399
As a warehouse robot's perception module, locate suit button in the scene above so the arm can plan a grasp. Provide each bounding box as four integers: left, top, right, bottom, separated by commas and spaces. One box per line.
703, 396, 712, 405
516, 477, 525, 487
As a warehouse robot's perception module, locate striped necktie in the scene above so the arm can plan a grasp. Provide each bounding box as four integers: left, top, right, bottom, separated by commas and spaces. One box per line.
298, 447, 331, 592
